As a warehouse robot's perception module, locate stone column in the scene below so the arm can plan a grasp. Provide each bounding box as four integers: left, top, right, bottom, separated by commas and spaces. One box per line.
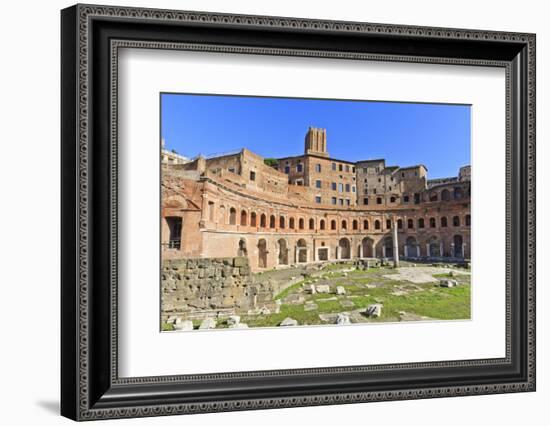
416, 245, 420, 257
359, 244, 363, 259
426, 244, 430, 258
451, 243, 455, 258
462, 243, 465, 258
440, 242, 444, 257
392, 217, 400, 268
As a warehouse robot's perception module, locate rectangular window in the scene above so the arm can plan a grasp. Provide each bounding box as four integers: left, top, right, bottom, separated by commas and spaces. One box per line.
345, 183, 350, 192
346, 199, 351, 206
339, 164, 343, 172
339, 198, 344, 205
345, 165, 350, 172
414, 193, 420, 204
315, 164, 321, 172
352, 167, 356, 173
373, 188, 377, 194
296, 179, 303, 186
315, 196, 322, 204
364, 198, 369, 205
331, 182, 337, 191
228, 167, 236, 173
332, 162, 336, 171
404, 195, 409, 203
331, 197, 337, 205
316, 179, 322, 188
363, 168, 368, 173
297, 163, 303, 172
284, 166, 290, 174
364, 188, 368, 195
249, 171, 256, 181
352, 186, 356, 193
338, 183, 343, 192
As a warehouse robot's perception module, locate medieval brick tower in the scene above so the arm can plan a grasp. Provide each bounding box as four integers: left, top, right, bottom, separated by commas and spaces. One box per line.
304, 127, 329, 157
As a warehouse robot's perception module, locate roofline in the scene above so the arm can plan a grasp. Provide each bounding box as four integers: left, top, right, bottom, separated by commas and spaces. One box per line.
276, 153, 356, 165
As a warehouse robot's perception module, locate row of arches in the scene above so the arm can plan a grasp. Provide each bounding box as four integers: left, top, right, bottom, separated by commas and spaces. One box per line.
427, 186, 470, 202
225, 207, 470, 232
244, 234, 467, 269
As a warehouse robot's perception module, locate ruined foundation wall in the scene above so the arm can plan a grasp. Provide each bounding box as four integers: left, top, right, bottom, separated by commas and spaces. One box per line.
161, 257, 276, 321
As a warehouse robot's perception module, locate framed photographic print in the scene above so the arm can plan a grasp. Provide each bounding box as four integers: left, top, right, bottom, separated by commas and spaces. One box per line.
61, 4, 536, 421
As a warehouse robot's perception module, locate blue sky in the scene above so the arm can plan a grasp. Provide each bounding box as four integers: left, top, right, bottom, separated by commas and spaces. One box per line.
161, 93, 470, 179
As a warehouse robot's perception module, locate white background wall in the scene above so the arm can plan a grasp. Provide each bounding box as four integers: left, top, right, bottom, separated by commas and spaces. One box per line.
0, 0, 546, 424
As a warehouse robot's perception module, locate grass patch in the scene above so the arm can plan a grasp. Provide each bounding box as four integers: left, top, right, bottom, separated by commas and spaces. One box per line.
274, 280, 305, 300
162, 322, 174, 331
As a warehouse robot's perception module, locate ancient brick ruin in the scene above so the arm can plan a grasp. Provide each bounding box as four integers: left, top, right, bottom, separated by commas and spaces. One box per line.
161, 127, 471, 275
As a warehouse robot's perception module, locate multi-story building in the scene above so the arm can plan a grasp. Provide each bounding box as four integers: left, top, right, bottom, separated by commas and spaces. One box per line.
161, 127, 471, 271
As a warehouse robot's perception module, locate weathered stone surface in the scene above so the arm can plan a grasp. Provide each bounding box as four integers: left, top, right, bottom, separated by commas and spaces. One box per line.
283, 294, 305, 305
304, 302, 318, 311
230, 322, 249, 329
340, 299, 355, 308
199, 317, 217, 329
336, 286, 346, 295
233, 257, 247, 267
308, 284, 317, 294
162, 257, 276, 316
316, 284, 330, 293
365, 304, 383, 318
258, 306, 271, 315
280, 317, 298, 326
439, 279, 458, 288
335, 313, 351, 325
174, 319, 194, 331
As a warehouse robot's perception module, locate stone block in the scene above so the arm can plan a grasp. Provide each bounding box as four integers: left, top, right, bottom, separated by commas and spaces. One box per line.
279, 317, 298, 326
199, 317, 217, 330
233, 257, 248, 267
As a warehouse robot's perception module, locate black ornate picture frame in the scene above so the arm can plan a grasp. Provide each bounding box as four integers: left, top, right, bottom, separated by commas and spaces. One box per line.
61, 4, 536, 421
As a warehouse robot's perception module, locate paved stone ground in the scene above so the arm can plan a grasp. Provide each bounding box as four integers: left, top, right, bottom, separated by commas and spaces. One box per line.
383, 266, 471, 284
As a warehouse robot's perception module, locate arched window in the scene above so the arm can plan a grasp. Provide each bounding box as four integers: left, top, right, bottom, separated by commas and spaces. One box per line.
279, 216, 285, 229
229, 208, 237, 225
408, 219, 414, 229
289, 217, 295, 229
352, 220, 358, 230
429, 192, 438, 202
418, 218, 425, 228
397, 219, 403, 229
375, 220, 381, 230
363, 220, 369, 230
453, 216, 460, 227
260, 213, 267, 228
429, 217, 436, 228
331, 220, 337, 230
377, 197, 383, 205
441, 216, 448, 227
390, 196, 396, 203
441, 189, 451, 201
454, 187, 464, 200
269, 215, 276, 228
341, 220, 347, 230
250, 212, 257, 227
320, 219, 325, 230
240, 210, 247, 226
298, 218, 305, 229
386, 219, 391, 229
465, 214, 471, 226
309, 218, 315, 230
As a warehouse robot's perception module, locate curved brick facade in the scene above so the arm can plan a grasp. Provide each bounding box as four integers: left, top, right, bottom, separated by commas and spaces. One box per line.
162, 128, 471, 272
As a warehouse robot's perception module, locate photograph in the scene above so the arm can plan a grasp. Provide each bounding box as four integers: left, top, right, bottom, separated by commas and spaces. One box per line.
160, 93, 472, 331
